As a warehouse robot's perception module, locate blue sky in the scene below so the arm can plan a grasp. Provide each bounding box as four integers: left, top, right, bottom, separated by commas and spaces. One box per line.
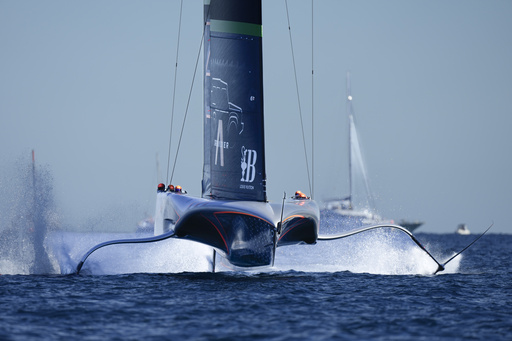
1, 1, 511, 233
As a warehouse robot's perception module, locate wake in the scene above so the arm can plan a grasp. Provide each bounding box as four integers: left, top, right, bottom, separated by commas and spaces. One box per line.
0, 226, 463, 276
0, 153, 58, 275
44, 228, 459, 276
0, 155, 462, 276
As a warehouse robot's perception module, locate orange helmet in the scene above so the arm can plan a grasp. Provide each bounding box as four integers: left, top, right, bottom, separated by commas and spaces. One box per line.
168, 184, 175, 192
157, 183, 165, 192
176, 185, 182, 193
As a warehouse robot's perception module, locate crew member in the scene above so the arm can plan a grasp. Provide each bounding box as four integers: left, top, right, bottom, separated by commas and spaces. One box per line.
294, 190, 308, 199
157, 183, 166, 192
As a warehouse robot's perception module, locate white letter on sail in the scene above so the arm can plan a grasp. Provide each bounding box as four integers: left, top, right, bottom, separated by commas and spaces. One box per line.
215, 120, 224, 166
241, 149, 257, 182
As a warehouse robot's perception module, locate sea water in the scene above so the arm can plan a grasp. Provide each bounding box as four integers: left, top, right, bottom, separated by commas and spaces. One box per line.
4, 155, 508, 339
0, 228, 511, 340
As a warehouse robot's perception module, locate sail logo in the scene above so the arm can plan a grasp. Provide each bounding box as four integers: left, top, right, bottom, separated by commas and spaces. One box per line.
214, 119, 229, 166
240, 146, 257, 183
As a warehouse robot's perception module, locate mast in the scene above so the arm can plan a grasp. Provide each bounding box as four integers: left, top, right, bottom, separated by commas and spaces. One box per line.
346, 72, 353, 209
346, 73, 376, 211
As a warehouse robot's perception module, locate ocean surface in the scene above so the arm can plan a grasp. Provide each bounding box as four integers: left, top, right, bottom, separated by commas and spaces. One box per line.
0, 223, 511, 341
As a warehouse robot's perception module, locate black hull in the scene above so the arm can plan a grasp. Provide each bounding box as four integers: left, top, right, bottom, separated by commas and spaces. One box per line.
155, 192, 319, 268
174, 209, 274, 267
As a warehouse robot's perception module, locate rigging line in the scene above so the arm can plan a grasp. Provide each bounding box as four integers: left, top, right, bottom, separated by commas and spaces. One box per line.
166, 0, 184, 184
169, 9, 208, 184
442, 222, 493, 267
347, 73, 351, 203
311, 0, 314, 199
285, 0, 312, 196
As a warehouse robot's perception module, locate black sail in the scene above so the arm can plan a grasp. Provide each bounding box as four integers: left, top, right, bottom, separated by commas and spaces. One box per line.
202, 0, 266, 202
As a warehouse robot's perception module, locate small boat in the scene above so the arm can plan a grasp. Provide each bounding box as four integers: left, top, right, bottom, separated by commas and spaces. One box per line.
456, 224, 471, 235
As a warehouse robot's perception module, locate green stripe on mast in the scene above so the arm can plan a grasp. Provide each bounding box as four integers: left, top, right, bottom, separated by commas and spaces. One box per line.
210, 19, 262, 37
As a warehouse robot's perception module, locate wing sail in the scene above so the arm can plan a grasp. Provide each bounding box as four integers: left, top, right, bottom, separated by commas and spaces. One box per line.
202, 0, 266, 201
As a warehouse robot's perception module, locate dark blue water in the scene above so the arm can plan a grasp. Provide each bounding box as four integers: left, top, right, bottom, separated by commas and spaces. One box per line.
1, 232, 511, 340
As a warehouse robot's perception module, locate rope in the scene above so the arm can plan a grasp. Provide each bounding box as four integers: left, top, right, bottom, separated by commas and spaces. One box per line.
166, 0, 184, 183
311, 0, 315, 199
285, 0, 312, 196
169, 6, 209, 184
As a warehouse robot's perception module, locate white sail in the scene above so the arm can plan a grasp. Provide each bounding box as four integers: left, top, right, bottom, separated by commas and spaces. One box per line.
348, 93, 375, 212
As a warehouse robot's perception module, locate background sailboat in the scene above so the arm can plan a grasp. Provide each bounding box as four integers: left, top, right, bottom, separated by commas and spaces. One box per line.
322, 73, 423, 233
